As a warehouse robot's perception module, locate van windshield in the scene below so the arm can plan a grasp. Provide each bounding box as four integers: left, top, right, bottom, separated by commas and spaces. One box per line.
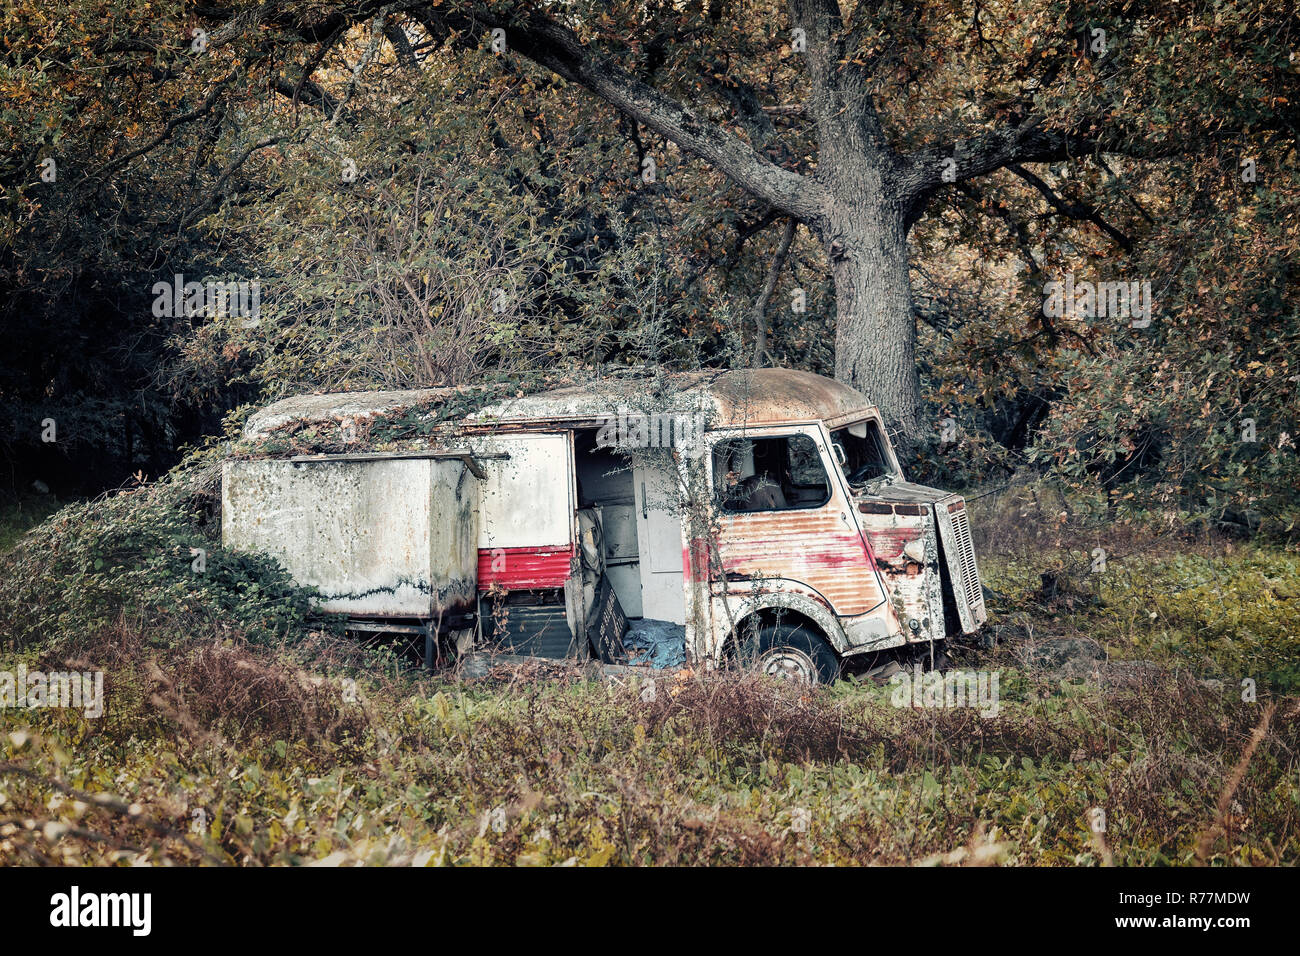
831, 419, 896, 485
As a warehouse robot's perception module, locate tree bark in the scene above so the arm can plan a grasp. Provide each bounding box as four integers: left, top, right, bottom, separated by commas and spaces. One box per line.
825, 202, 921, 444
752, 217, 796, 366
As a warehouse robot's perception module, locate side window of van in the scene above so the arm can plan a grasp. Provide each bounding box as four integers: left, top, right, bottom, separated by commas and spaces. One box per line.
713, 434, 831, 513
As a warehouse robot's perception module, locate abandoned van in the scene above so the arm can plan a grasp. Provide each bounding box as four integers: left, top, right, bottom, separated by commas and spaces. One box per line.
222, 369, 986, 683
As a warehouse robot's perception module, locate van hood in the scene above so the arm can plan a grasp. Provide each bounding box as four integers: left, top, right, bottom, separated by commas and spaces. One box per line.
850, 478, 955, 506
850, 476, 987, 637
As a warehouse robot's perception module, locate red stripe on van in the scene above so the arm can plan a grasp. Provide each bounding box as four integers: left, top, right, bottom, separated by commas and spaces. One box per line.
478, 546, 574, 590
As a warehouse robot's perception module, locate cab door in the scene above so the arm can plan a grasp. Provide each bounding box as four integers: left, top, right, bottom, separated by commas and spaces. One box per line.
706, 425, 886, 617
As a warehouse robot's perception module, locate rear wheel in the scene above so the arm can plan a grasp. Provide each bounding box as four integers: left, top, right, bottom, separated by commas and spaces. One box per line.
738, 624, 840, 685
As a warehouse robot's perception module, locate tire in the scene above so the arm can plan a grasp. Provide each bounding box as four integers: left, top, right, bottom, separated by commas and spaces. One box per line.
738, 624, 840, 685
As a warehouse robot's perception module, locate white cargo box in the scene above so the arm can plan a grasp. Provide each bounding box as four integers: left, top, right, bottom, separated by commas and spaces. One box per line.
221, 453, 480, 619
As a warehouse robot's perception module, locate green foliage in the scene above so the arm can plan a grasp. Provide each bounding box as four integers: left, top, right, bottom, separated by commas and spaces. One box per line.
3, 649, 1295, 866
5, 0, 1297, 524
1028, 171, 1300, 535
0, 492, 62, 553
974, 483, 1300, 691
0, 469, 318, 652
987, 547, 1300, 683
2, 481, 1296, 866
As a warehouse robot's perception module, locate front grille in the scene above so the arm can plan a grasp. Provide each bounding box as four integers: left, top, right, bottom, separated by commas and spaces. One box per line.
949, 506, 984, 613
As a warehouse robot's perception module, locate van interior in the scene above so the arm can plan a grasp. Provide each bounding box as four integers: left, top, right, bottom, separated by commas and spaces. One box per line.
711, 433, 831, 512
572, 429, 686, 665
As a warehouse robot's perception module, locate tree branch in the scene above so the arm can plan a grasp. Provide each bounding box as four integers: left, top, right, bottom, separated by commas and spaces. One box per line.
270, 76, 339, 117
752, 217, 797, 365
952, 181, 1041, 273
176, 133, 297, 231
436, 9, 823, 221
72, 73, 236, 191
897, 115, 1179, 219
1006, 163, 1132, 252
384, 22, 419, 68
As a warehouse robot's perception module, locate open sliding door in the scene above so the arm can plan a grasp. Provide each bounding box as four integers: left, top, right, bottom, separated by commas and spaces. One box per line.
632, 455, 686, 625
471, 433, 575, 590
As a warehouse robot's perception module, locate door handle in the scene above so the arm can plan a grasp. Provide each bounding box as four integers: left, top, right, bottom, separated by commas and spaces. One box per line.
641, 481, 648, 519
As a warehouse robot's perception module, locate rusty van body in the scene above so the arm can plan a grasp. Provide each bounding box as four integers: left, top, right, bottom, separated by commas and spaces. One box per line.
222, 369, 986, 683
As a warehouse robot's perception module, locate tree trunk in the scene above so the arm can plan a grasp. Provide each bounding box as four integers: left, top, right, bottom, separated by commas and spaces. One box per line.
824, 197, 921, 445
752, 217, 796, 367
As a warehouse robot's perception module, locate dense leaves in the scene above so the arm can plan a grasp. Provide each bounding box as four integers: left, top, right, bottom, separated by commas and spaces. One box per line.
0, 461, 319, 651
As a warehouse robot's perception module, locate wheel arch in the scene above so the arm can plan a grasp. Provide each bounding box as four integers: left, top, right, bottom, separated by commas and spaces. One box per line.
715, 589, 849, 662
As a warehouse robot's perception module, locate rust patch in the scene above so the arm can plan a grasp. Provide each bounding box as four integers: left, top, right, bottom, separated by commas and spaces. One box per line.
710, 510, 883, 616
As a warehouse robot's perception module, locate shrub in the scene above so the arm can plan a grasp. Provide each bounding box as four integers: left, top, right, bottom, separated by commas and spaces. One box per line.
0, 464, 318, 653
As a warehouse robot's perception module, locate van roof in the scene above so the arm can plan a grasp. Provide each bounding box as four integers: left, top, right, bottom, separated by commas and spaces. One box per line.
243, 368, 877, 438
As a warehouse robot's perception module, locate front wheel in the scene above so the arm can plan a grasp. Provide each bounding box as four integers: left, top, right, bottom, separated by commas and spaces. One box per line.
738, 624, 840, 685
